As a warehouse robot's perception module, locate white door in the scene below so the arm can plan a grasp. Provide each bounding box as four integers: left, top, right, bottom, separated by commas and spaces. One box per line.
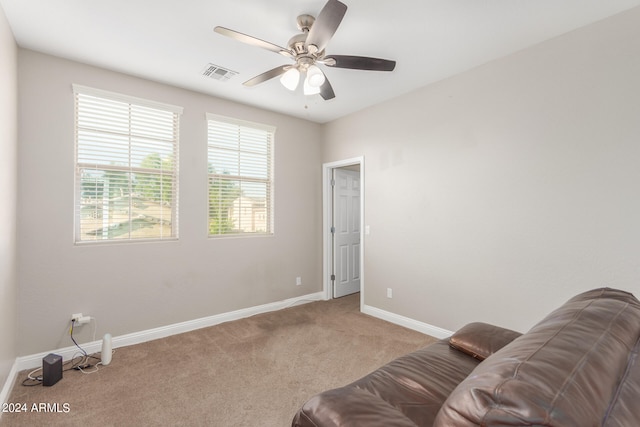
332, 168, 361, 298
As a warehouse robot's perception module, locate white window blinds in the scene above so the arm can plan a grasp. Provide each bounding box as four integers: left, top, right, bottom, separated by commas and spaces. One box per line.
74, 85, 182, 243
207, 113, 274, 236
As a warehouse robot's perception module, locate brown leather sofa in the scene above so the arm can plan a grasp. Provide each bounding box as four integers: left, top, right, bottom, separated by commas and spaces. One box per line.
292, 287, 640, 426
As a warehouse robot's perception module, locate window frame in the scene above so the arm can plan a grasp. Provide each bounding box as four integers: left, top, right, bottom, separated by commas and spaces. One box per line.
73, 84, 183, 244
206, 113, 275, 238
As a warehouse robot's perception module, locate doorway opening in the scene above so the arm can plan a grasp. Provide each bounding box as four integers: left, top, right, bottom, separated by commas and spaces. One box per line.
322, 157, 364, 308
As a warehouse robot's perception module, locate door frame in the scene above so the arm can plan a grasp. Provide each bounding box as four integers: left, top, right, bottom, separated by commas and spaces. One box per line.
322, 156, 364, 308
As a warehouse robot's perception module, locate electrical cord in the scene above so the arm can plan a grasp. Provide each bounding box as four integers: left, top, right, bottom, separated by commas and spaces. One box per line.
21, 367, 43, 386
69, 320, 87, 356
21, 318, 111, 386
70, 317, 97, 353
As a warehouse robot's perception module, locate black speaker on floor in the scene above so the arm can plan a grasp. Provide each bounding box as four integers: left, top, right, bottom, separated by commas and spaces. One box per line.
42, 353, 62, 386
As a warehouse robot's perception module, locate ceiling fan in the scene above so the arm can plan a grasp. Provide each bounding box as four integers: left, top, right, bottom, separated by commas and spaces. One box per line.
214, 0, 396, 100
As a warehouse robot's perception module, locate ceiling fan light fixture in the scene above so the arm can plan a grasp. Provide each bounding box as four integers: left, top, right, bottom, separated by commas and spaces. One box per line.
303, 76, 321, 95
306, 65, 325, 87
280, 68, 300, 90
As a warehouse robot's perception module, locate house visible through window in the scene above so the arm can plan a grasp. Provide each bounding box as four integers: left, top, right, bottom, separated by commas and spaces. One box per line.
207, 113, 274, 237
74, 85, 182, 243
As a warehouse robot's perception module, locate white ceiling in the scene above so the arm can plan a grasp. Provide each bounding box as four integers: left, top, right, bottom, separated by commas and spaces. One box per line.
2, 0, 640, 123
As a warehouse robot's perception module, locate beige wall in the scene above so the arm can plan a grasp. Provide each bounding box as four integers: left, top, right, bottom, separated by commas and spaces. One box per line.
324, 7, 640, 333
0, 4, 18, 385
16, 50, 323, 355
10, 6, 640, 359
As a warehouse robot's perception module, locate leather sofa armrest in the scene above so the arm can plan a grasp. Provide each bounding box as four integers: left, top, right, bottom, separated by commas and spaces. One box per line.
449, 322, 521, 360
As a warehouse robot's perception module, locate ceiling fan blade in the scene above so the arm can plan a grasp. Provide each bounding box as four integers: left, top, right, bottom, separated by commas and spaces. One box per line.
214, 26, 293, 58
243, 65, 290, 87
305, 0, 347, 54
319, 76, 335, 100
323, 55, 396, 71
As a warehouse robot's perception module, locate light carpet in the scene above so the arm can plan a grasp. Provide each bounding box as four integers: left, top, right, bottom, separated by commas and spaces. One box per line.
2, 294, 436, 426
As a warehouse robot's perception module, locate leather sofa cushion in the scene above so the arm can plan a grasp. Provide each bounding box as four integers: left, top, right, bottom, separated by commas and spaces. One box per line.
292, 340, 482, 427
435, 288, 640, 427
602, 335, 640, 426
449, 322, 522, 360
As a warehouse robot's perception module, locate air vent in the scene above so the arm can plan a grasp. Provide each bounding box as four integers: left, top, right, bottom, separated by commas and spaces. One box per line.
201, 63, 238, 81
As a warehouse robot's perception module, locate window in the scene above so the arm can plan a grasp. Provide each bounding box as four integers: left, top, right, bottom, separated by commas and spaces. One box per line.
74, 85, 182, 243
207, 113, 274, 237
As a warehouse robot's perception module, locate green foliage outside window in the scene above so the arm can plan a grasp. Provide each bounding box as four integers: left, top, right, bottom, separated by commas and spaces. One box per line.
208, 167, 241, 235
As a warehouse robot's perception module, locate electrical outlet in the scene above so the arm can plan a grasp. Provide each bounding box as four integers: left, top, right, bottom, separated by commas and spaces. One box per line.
296, 277, 302, 286
71, 313, 83, 322
387, 288, 393, 299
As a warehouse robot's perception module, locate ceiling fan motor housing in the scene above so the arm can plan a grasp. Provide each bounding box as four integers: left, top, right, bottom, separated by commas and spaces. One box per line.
288, 15, 325, 71
288, 33, 308, 55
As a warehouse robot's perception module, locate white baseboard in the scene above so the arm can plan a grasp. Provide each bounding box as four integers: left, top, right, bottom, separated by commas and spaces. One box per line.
5, 292, 325, 390
362, 304, 453, 339
0, 360, 19, 419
